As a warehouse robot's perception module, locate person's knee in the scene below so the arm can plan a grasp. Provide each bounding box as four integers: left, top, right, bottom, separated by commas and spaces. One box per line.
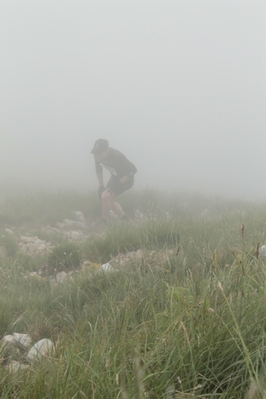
101, 190, 113, 202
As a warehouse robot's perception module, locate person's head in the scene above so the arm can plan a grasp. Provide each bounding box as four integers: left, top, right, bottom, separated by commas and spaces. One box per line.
91, 139, 109, 160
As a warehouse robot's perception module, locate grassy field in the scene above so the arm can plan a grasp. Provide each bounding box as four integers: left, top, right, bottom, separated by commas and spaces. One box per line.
1, 188, 266, 398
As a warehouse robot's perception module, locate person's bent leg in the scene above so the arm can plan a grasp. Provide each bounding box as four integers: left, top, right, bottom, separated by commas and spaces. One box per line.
101, 190, 114, 220
112, 180, 134, 219
111, 199, 125, 218
105, 176, 134, 219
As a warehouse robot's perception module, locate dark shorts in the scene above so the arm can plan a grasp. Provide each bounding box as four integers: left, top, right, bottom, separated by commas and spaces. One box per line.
106, 175, 134, 196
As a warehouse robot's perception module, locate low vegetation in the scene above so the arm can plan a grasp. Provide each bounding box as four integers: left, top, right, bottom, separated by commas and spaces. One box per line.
0, 188, 266, 398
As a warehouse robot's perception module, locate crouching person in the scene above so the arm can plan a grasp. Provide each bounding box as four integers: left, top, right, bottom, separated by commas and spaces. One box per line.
91, 139, 137, 223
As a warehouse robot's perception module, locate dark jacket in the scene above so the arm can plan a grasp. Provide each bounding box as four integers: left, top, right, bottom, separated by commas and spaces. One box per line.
94, 148, 137, 179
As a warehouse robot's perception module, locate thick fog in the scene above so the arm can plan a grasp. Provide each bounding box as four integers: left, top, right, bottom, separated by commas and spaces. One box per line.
1, 1, 266, 200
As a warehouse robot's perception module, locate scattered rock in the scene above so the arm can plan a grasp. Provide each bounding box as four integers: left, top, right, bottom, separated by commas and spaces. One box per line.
2, 332, 55, 371
2, 334, 16, 345
20, 236, 36, 243
100, 263, 114, 272
13, 333, 32, 349
166, 384, 175, 399
19, 236, 53, 256
111, 249, 143, 265
5, 360, 29, 373
74, 211, 85, 222
63, 219, 85, 228
0, 246, 7, 257
64, 230, 81, 241
55, 271, 68, 283
27, 338, 54, 361
260, 245, 266, 259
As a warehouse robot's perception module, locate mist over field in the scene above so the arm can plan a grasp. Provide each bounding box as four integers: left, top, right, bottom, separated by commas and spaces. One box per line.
1, 1, 266, 200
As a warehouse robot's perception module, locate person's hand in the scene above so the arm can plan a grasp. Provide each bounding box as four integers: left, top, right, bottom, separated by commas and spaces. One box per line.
107, 187, 116, 196
98, 185, 105, 199
107, 180, 121, 196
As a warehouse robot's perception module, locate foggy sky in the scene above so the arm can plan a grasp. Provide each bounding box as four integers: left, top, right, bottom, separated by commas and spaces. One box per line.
1, 1, 266, 200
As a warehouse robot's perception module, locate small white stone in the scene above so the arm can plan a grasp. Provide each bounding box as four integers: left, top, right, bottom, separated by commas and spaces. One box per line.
56, 271, 68, 283
260, 245, 266, 259
27, 338, 54, 361
64, 219, 76, 226
136, 249, 143, 259
20, 236, 34, 243
5, 360, 29, 373
74, 211, 85, 222
2, 335, 16, 345
100, 263, 114, 272
68, 231, 81, 241
13, 333, 32, 349
166, 384, 175, 399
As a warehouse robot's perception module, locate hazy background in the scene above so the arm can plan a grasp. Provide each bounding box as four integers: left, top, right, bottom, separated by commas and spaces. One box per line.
1, 1, 266, 200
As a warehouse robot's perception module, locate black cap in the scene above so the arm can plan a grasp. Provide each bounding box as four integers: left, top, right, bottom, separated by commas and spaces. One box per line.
91, 139, 109, 155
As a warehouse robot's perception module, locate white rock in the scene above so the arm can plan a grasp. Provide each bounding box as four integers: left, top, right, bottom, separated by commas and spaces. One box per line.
27, 338, 54, 361
67, 231, 80, 240
100, 263, 114, 272
64, 219, 77, 226
64, 219, 85, 228
56, 271, 68, 283
19, 239, 53, 256
109, 210, 117, 219
166, 384, 175, 399
0, 246, 6, 257
260, 245, 266, 259
2, 335, 16, 345
136, 249, 143, 259
5, 360, 29, 373
13, 333, 32, 349
74, 211, 85, 222
20, 236, 35, 243
82, 260, 92, 269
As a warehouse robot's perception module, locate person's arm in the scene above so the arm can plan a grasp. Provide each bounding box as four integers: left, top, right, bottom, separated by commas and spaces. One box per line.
95, 158, 104, 186
94, 158, 105, 199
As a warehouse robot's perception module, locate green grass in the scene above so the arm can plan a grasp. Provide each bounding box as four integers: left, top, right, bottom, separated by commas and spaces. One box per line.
0, 189, 99, 225
82, 219, 180, 263
47, 241, 81, 273
1, 189, 266, 397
